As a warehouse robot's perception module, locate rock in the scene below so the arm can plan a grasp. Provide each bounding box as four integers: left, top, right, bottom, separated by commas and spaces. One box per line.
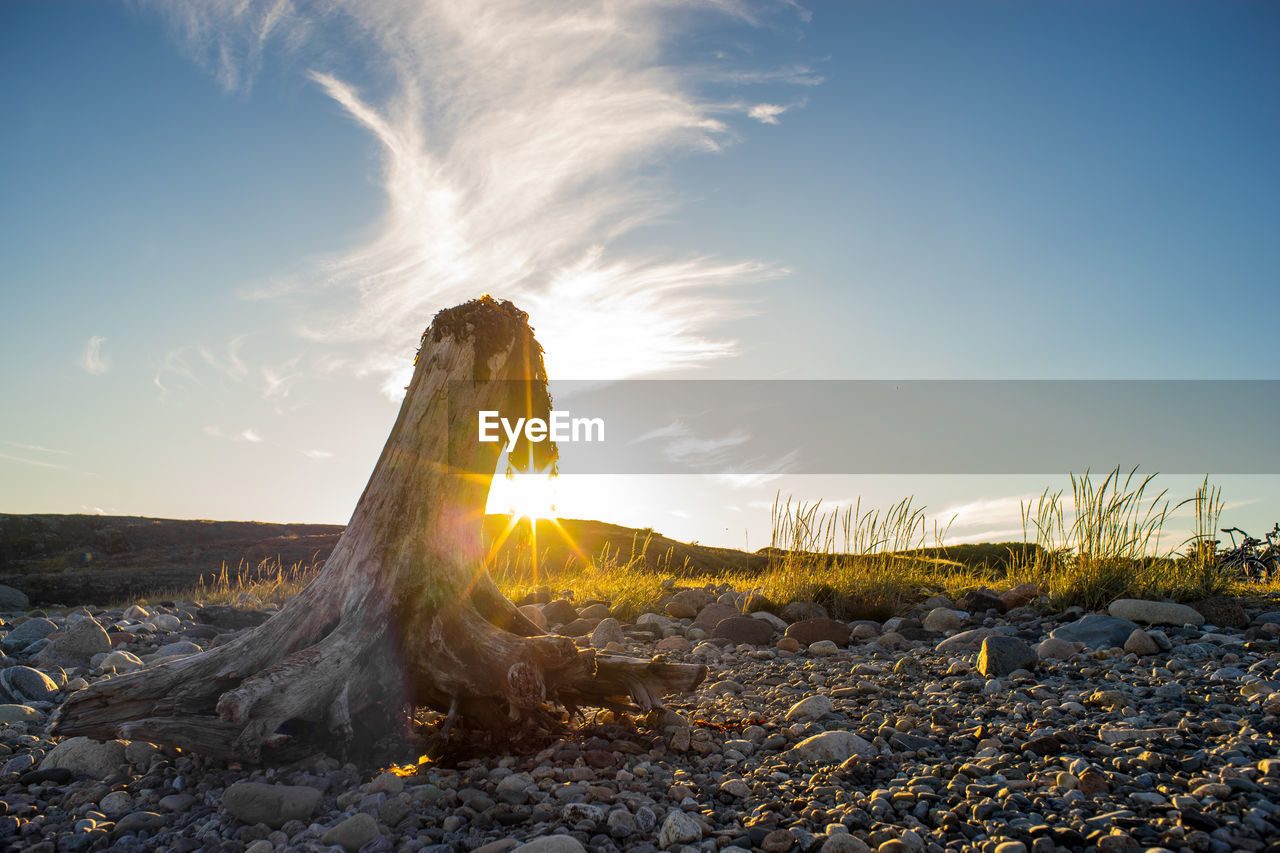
496, 772, 534, 805
1123, 629, 1160, 655
97, 650, 144, 673
124, 740, 163, 768
98, 790, 134, 817
589, 618, 624, 649
961, 587, 1004, 613
751, 611, 789, 632
936, 628, 998, 652
849, 620, 881, 639
664, 599, 697, 619
1036, 637, 1079, 660
1107, 599, 1204, 627
1, 617, 57, 652
809, 639, 840, 656
785, 694, 833, 722
658, 809, 703, 847
691, 603, 738, 630
1050, 613, 1140, 649
518, 604, 548, 630
519, 836, 588, 853
540, 599, 578, 624
781, 601, 828, 622
762, 829, 796, 852
1000, 582, 1039, 610
785, 618, 851, 646
671, 588, 709, 612
150, 613, 182, 631
321, 813, 378, 851
0, 665, 59, 703
788, 730, 873, 763
113, 811, 167, 835
776, 637, 801, 652
34, 618, 111, 667
712, 616, 774, 645
1255, 610, 1280, 626
579, 602, 611, 619
0, 704, 41, 723
977, 636, 1035, 677
1189, 597, 1247, 628
822, 836, 872, 853
656, 636, 692, 652
0, 585, 29, 611
221, 782, 323, 828
922, 608, 964, 633
39, 737, 127, 779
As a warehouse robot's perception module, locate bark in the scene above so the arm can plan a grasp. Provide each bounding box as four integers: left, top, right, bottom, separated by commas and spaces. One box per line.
51, 297, 706, 761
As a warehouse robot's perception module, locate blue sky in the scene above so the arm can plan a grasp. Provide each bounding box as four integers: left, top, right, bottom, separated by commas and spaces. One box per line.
2, 0, 1277, 549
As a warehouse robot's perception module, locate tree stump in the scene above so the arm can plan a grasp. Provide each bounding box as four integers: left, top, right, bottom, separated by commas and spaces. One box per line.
51, 297, 706, 761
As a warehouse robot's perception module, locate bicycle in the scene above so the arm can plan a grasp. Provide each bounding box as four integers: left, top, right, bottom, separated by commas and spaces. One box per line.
1217, 524, 1280, 582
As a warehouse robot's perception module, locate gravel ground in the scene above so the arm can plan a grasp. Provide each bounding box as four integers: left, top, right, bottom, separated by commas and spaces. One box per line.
0, 586, 1278, 853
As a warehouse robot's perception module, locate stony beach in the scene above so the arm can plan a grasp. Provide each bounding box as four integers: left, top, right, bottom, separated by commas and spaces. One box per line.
1, 583, 1278, 853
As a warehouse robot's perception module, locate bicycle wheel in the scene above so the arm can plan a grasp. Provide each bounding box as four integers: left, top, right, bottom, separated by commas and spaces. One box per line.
1243, 557, 1268, 583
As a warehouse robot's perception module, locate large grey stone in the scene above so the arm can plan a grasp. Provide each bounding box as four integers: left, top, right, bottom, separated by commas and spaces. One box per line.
977, 636, 1036, 677
784, 694, 833, 722
1107, 599, 1205, 627
221, 782, 323, 828
935, 628, 998, 653
320, 812, 378, 852
787, 730, 873, 763
33, 617, 111, 667
1049, 613, 1139, 649
691, 603, 738, 630
589, 618, 624, 649
712, 616, 774, 645
1, 617, 57, 652
0, 665, 59, 703
658, 809, 702, 847
922, 608, 965, 633
0, 585, 29, 611
785, 618, 851, 646
38, 737, 128, 779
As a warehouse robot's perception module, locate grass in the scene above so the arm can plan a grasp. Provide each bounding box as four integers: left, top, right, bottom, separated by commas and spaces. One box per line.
117, 556, 323, 610
143, 467, 1273, 617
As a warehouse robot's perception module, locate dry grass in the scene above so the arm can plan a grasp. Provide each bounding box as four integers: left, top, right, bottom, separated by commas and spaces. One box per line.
126, 556, 323, 609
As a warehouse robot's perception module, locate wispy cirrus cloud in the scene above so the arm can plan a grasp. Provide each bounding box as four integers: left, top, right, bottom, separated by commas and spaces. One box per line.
137, 0, 814, 396
80, 336, 109, 375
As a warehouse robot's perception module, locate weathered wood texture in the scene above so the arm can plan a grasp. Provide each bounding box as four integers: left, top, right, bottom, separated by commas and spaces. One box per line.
51, 297, 705, 760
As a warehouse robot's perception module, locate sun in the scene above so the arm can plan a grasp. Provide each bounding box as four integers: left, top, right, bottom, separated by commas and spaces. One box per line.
488, 470, 558, 521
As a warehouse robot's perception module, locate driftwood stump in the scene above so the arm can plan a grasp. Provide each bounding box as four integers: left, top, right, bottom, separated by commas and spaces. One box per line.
51, 297, 706, 761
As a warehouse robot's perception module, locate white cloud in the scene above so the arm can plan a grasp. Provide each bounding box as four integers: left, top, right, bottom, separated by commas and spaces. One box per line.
0, 451, 67, 470
240, 429, 263, 443
301, 448, 333, 459
141, 0, 814, 394
81, 336, 109, 375
747, 103, 788, 124
6, 441, 70, 456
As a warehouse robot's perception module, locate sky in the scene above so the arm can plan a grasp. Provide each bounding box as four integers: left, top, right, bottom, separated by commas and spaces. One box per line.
2, 0, 1278, 552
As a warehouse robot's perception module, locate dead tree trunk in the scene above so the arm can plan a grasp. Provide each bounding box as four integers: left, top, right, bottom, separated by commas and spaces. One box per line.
51, 297, 706, 761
